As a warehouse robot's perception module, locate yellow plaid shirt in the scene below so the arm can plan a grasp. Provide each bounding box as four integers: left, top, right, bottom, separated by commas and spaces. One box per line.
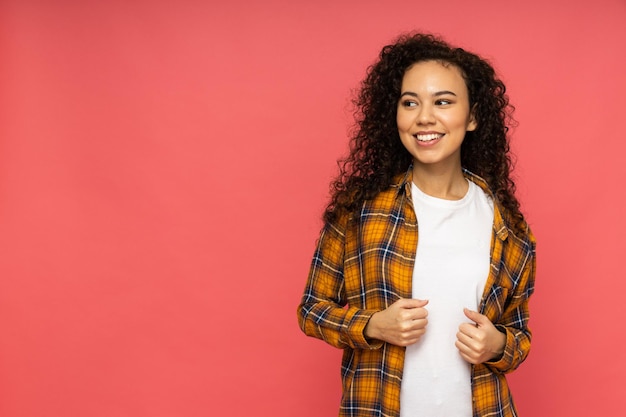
298, 168, 536, 417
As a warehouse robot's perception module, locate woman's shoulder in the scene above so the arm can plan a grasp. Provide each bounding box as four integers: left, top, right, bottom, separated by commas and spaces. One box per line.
361, 174, 408, 210
498, 206, 536, 256
464, 170, 535, 249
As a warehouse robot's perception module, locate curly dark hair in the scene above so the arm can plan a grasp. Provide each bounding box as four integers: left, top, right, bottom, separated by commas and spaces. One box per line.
324, 32, 526, 233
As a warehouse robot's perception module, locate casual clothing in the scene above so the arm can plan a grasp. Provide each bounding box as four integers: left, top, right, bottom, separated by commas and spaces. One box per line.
297, 168, 536, 417
400, 180, 494, 417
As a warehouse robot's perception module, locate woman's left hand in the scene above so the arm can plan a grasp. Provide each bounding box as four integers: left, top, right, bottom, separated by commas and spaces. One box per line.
455, 308, 506, 364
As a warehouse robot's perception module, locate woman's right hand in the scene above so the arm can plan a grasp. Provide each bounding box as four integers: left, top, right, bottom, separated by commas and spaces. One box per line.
364, 298, 429, 346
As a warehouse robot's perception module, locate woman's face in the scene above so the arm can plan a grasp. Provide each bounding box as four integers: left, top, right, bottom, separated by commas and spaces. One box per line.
396, 60, 477, 173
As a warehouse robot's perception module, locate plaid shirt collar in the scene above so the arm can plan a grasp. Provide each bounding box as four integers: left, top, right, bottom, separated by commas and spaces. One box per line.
393, 165, 509, 242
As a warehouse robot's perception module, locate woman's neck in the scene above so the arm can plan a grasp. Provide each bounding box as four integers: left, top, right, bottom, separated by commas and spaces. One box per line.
411, 164, 468, 200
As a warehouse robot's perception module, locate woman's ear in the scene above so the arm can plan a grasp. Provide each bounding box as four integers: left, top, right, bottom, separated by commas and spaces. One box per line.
467, 104, 478, 132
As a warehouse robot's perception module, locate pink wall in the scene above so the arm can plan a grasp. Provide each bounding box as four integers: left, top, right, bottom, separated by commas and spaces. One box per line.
1, 0, 625, 415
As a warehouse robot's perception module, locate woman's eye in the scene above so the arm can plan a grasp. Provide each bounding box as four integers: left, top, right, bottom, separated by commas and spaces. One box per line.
402, 100, 417, 107
436, 99, 452, 105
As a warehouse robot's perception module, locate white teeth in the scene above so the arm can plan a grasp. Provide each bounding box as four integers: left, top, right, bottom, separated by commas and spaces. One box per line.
415, 133, 443, 142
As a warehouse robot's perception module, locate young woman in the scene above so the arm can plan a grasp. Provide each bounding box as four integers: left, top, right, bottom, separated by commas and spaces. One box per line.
297, 33, 536, 417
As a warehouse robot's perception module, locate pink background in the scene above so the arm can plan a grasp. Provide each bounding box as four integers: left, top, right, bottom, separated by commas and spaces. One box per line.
1, 0, 625, 415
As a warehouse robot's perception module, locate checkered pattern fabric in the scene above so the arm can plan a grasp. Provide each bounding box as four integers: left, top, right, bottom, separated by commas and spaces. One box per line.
298, 168, 536, 417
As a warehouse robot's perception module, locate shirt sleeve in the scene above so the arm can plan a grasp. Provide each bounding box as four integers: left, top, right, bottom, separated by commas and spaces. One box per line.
297, 219, 383, 350
483, 232, 536, 374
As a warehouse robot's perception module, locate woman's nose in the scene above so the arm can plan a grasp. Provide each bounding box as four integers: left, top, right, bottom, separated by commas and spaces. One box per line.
416, 104, 435, 125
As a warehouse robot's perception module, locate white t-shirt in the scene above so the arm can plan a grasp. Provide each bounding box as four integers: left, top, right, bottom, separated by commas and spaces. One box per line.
400, 180, 494, 417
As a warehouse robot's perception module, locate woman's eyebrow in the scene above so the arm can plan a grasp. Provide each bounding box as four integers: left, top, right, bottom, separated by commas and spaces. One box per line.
399, 90, 458, 98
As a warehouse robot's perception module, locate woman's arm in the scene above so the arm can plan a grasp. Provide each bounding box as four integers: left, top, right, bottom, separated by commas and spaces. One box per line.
297, 221, 382, 350
482, 235, 537, 374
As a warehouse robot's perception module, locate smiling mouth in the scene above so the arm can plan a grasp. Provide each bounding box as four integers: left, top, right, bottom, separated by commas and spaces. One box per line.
414, 133, 444, 142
